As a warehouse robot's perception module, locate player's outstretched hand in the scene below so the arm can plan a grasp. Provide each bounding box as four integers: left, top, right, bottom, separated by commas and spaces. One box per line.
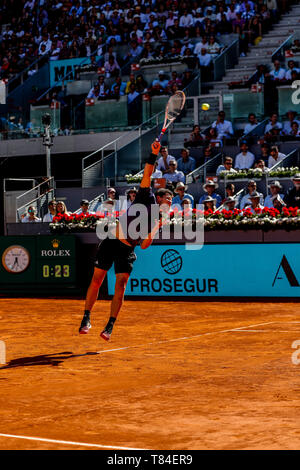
151, 141, 161, 155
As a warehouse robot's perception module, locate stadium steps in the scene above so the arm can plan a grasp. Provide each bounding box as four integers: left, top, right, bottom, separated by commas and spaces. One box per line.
206, 3, 300, 95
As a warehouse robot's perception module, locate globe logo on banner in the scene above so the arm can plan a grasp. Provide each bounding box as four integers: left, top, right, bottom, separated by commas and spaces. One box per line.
161, 249, 183, 275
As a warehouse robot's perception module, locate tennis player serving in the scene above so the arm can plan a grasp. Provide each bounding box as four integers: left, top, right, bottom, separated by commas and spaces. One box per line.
78, 141, 174, 340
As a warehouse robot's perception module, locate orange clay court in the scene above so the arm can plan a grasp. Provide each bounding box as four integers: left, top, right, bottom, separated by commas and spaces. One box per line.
0, 298, 300, 450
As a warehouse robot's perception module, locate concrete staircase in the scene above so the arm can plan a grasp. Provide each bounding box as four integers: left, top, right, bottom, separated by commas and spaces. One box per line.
208, 4, 300, 95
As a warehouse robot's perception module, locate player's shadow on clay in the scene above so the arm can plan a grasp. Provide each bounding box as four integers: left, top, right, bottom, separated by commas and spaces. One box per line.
0, 351, 99, 369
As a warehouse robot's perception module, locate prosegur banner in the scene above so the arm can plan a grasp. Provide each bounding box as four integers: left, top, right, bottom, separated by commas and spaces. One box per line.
107, 244, 300, 297
49, 58, 92, 87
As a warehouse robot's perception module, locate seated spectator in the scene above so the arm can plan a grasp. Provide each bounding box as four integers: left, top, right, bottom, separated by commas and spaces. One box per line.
177, 148, 196, 175
123, 39, 143, 63
194, 36, 209, 55
256, 142, 270, 164
43, 200, 57, 222
202, 195, 217, 212
202, 145, 214, 162
100, 198, 116, 215
206, 35, 221, 57
110, 77, 127, 96
288, 121, 300, 138
125, 73, 136, 94
182, 47, 198, 69
243, 113, 258, 135
247, 191, 265, 214
22, 206, 41, 223
255, 159, 269, 172
284, 174, 300, 208
225, 183, 236, 199
135, 74, 148, 93
269, 60, 286, 82
272, 194, 286, 212
87, 82, 101, 100
167, 71, 183, 92
234, 142, 255, 170
156, 146, 176, 174
78, 199, 95, 215
172, 182, 194, 209
264, 113, 283, 136
56, 200, 70, 216
268, 145, 286, 168
151, 162, 163, 179
198, 47, 212, 68
283, 110, 300, 135
223, 196, 236, 211
204, 127, 223, 147
285, 60, 300, 81
162, 160, 185, 184
211, 111, 234, 140
264, 181, 284, 208
120, 187, 138, 211
127, 83, 141, 125
184, 125, 205, 148
150, 70, 169, 95
181, 198, 193, 214
291, 39, 300, 54
199, 180, 222, 208
240, 180, 263, 209
104, 55, 120, 78
216, 156, 237, 176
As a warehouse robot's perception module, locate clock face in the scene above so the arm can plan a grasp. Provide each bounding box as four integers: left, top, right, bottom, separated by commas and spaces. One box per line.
2, 245, 31, 273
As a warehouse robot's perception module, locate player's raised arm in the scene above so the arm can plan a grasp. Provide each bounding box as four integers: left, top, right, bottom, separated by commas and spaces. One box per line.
140, 141, 161, 188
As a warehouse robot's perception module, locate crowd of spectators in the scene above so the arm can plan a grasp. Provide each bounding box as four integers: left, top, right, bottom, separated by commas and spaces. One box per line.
0, 0, 288, 84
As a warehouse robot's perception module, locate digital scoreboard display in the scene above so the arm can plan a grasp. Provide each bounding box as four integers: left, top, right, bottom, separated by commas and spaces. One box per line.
0, 236, 76, 287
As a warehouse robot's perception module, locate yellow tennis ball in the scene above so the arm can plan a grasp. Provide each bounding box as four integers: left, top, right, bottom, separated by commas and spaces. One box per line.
201, 103, 210, 111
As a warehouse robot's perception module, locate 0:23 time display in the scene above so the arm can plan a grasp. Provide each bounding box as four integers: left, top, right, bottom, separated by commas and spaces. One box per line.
42, 264, 70, 278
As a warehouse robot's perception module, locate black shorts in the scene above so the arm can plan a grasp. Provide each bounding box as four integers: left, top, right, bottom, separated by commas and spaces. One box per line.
94, 238, 137, 274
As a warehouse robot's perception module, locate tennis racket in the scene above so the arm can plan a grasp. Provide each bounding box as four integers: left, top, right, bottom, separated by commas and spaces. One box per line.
157, 90, 186, 143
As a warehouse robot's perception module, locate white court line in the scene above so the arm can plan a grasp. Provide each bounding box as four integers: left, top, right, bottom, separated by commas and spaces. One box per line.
97, 322, 275, 355
0, 433, 147, 450
230, 329, 300, 333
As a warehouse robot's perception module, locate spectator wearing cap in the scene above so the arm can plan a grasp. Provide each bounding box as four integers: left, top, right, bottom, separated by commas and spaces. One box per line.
264, 181, 284, 208
240, 180, 263, 209
234, 142, 255, 170
172, 182, 194, 209
268, 146, 286, 168
284, 174, 300, 208
283, 110, 300, 135
151, 71, 169, 93
177, 148, 196, 175
264, 113, 283, 135
156, 146, 176, 174
43, 200, 57, 222
272, 195, 286, 212
78, 199, 95, 215
211, 111, 234, 139
202, 195, 217, 212
120, 187, 138, 211
247, 191, 265, 214
223, 196, 236, 211
162, 160, 185, 184
199, 181, 222, 207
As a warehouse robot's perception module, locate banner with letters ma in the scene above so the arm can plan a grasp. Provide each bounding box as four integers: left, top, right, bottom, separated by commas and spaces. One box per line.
107, 243, 300, 297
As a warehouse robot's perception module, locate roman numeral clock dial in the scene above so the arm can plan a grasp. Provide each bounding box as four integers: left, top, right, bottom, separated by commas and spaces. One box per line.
2, 246, 30, 273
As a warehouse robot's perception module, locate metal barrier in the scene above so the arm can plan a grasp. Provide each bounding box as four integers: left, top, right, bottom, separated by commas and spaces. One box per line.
213, 39, 239, 81
272, 35, 295, 61
16, 177, 55, 222
186, 152, 222, 184
269, 148, 299, 172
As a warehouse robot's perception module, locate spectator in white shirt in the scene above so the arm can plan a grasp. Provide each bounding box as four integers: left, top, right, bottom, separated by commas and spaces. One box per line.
179, 10, 194, 28
269, 60, 286, 81
162, 160, 185, 184
156, 147, 176, 174
78, 199, 95, 215
151, 161, 163, 179
234, 142, 255, 170
247, 191, 265, 214
216, 157, 238, 176
22, 206, 41, 223
198, 48, 212, 67
283, 110, 300, 135
240, 180, 264, 209
211, 111, 234, 139
264, 113, 283, 134
268, 146, 286, 168
285, 60, 300, 80
243, 113, 258, 135
43, 200, 57, 222
38, 33, 52, 55
194, 36, 209, 55
264, 181, 284, 208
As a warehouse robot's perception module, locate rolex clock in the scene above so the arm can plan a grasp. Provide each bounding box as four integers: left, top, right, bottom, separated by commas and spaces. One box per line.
2, 245, 31, 274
